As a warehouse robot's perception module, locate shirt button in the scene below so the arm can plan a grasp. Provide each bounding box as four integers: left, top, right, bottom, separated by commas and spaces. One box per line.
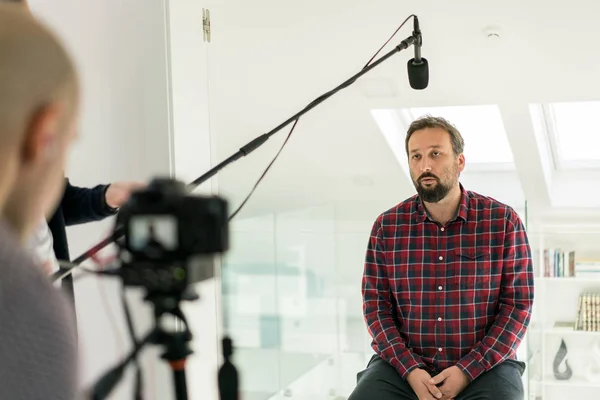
438, 285, 443, 291
440, 227, 445, 231
438, 348, 443, 352
438, 317, 442, 321
439, 256, 443, 261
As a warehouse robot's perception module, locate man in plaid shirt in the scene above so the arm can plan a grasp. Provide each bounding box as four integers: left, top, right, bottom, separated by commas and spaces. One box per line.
349, 116, 534, 400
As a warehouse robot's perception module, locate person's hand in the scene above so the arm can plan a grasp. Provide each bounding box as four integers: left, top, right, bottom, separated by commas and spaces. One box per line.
406, 368, 443, 400
105, 181, 146, 209
428, 366, 469, 400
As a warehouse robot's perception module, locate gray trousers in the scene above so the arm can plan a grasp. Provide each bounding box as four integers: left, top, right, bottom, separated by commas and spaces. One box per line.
348, 355, 525, 400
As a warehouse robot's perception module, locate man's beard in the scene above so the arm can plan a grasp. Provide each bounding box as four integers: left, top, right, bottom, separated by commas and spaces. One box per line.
413, 173, 453, 203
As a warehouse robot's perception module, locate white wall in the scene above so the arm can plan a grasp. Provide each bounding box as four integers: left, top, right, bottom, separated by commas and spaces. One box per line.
29, 0, 220, 399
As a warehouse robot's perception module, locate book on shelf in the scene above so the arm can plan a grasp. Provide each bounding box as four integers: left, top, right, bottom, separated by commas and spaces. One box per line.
543, 248, 575, 277
575, 292, 600, 332
574, 260, 600, 278
542, 249, 600, 278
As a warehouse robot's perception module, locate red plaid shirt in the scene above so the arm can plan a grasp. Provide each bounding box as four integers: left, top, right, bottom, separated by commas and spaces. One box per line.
362, 185, 534, 381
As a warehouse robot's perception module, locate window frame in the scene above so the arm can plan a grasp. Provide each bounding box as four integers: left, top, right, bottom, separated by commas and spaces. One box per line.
542, 102, 600, 171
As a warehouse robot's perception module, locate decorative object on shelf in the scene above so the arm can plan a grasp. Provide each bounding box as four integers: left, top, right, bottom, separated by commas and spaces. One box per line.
585, 340, 600, 383
585, 362, 600, 383
552, 339, 573, 380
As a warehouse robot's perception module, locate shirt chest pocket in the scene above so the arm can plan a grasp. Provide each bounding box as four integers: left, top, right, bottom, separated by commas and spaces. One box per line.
451, 249, 492, 288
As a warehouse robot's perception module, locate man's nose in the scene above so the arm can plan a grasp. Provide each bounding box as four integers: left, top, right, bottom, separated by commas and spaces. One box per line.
419, 161, 432, 173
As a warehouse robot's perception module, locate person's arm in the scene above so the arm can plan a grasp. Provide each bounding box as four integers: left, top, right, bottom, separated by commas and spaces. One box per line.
27, 219, 60, 275
456, 210, 534, 381
60, 178, 117, 226
362, 217, 426, 379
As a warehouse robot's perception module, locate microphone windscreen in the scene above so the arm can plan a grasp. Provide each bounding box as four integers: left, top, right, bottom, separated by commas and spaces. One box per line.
407, 58, 429, 90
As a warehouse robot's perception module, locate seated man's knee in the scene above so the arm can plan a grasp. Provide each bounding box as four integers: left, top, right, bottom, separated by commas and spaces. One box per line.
348, 356, 418, 400
457, 360, 524, 400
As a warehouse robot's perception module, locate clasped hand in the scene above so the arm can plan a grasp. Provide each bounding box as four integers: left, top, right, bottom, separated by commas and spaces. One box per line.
407, 366, 469, 400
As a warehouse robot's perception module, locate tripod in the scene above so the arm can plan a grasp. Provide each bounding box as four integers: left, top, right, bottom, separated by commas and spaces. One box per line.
91, 286, 238, 400
91, 291, 195, 400
149, 294, 194, 400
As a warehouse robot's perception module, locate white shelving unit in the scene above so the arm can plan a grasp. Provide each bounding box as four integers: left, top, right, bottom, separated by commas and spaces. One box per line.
527, 230, 600, 400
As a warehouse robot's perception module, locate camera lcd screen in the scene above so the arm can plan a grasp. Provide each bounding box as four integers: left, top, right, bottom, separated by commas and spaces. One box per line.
129, 215, 178, 252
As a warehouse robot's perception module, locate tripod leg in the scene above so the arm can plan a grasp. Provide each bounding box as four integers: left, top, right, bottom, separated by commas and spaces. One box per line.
170, 360, 188, 400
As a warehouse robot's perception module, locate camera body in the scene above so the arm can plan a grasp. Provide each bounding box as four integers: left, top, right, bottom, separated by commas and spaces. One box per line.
115, 178, 228, 294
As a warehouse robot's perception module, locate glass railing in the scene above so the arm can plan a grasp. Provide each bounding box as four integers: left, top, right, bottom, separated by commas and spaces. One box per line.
221, 203, 378, 399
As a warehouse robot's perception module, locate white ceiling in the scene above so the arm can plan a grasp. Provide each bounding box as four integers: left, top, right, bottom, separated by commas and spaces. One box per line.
204, 0, 600, 229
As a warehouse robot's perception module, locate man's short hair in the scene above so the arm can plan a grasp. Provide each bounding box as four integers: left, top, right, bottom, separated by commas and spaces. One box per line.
0, 4, 78, 140
405, 115, 465, 157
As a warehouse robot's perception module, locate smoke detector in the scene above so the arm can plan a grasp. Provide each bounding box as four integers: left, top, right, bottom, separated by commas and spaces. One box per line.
483, 25, 503, 41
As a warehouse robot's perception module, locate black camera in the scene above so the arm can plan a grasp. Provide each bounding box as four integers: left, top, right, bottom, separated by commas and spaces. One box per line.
115, 177, 228, 294
90, 177, 231, 400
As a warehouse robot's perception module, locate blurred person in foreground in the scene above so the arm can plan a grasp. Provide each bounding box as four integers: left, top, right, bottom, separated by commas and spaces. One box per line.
0, 3, 80, 399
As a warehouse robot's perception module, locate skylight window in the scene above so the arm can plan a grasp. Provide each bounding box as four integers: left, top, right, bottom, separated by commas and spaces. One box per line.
371, 105, 515, 171
544, 101, 600, 168
404, 105, 514, 164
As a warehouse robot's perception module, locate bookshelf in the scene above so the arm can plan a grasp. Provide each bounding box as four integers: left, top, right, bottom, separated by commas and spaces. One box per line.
527, 229, 600, 400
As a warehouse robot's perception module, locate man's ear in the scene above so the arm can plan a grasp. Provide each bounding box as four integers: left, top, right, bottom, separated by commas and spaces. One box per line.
457, 153, 465, 174
21, 104, 61, 163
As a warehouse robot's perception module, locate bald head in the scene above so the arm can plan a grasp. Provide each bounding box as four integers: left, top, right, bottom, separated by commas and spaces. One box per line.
0, 0, 28, 8
0, 4, 77, 141
0, 0, 29, 12
0, 4, 79, 240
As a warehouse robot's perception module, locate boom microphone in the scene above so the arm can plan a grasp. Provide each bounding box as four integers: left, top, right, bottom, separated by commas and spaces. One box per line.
407, 16, 429, 90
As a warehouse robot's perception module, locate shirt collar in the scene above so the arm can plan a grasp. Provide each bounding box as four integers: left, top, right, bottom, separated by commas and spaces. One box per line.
415, 183, 469, 224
